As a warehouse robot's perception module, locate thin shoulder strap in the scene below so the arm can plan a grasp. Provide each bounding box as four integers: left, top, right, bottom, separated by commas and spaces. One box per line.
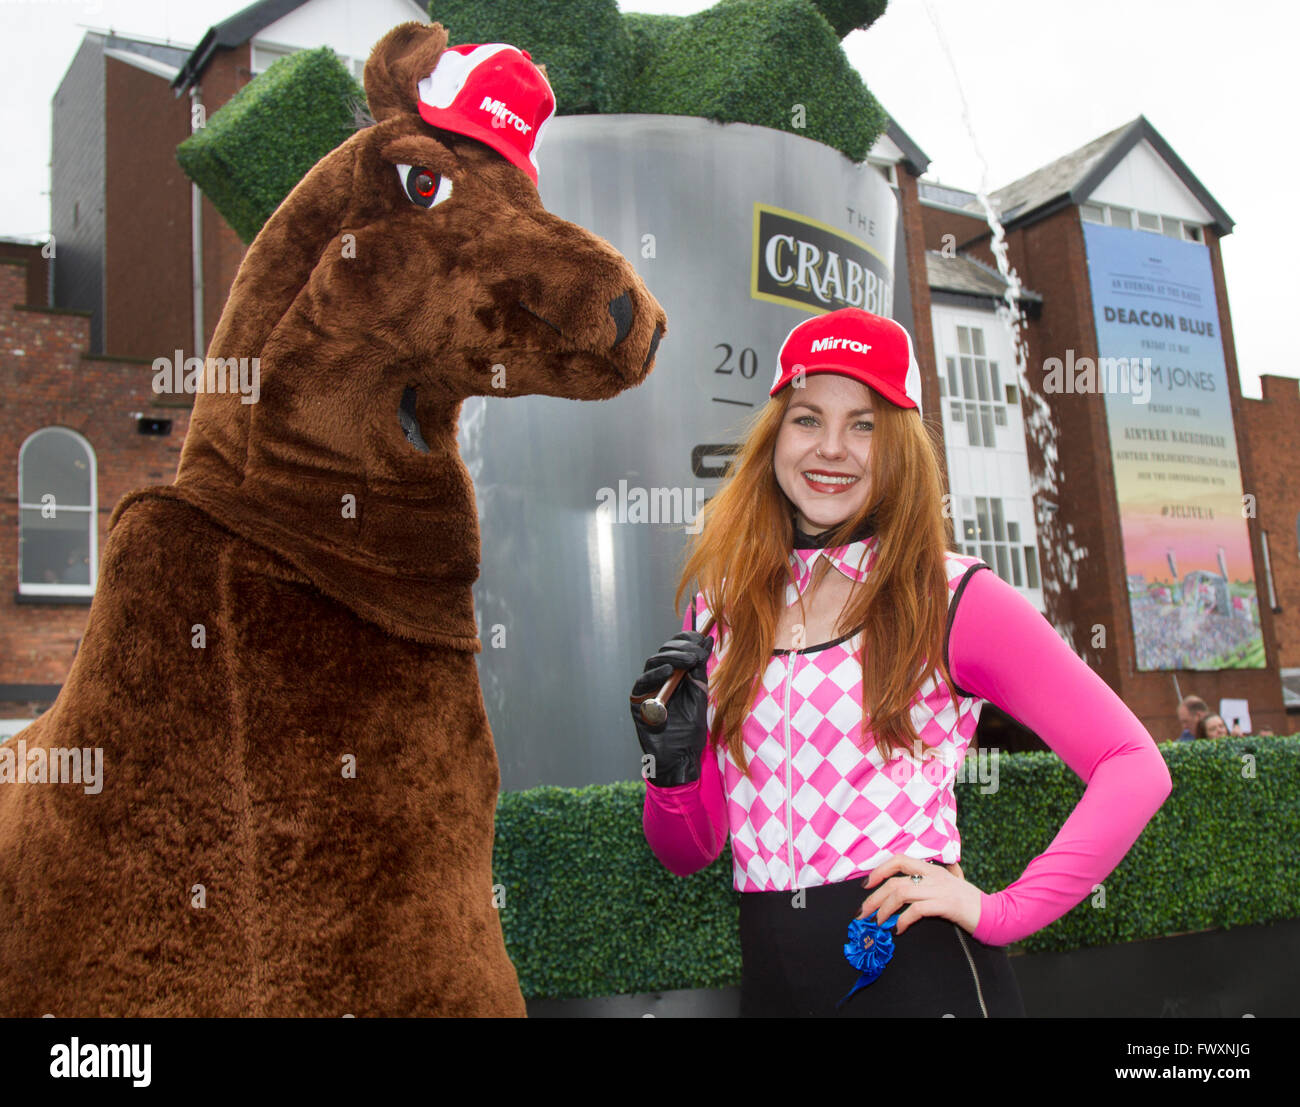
944, 562, 992, 697
689, 596, 697, 632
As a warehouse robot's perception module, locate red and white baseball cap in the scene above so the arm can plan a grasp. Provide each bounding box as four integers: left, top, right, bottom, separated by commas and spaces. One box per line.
415, 43, 556, 187
770, 308, 923, 412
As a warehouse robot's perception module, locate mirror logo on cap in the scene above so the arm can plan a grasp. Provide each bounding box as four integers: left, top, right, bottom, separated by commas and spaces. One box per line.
770, 308, 923, 413
416, 42, 556, 187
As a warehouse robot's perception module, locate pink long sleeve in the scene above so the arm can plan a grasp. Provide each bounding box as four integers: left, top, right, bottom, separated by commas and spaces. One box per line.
948, 566, 1173, 946
642, 746, 728, 874
640, 604, 729, 875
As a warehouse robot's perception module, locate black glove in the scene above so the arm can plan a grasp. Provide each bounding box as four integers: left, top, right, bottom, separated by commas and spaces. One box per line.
630, 630, 714, 787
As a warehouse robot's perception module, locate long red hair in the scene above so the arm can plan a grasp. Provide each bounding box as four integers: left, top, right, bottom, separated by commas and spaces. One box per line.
674, 383, 955, 774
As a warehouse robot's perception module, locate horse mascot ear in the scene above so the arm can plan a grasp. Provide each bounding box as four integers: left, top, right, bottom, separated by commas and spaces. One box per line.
364, 21, 449, 122
0, 18, 664, 1017
364, 22, 553, 125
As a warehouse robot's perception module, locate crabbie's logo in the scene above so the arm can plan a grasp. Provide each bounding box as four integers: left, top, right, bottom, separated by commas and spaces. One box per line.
479, 95, 533, 134
751, 202, 893, 316
809, 336, 873, 354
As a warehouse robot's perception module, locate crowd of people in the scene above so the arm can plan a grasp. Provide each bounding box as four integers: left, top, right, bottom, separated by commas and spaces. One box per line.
1174, 695, 1275, 741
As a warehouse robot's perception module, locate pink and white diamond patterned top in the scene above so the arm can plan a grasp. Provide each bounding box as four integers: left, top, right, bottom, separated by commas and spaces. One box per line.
641, 532, 1172, 947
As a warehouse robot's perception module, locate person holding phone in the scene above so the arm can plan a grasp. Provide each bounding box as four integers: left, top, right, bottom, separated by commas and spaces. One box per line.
629, 308, 1172, 1017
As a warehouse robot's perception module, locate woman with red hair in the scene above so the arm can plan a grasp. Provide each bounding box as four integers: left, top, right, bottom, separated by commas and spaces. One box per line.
629, 308, 1172, 1017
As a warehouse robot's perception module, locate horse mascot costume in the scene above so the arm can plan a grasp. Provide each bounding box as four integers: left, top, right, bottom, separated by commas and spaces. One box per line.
0, 20, 665, 1016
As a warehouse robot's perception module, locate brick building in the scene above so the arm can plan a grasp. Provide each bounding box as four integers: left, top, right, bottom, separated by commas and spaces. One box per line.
1240, 375, 1300, 710
0, 255, 190, 721
912, 116, 1290, 738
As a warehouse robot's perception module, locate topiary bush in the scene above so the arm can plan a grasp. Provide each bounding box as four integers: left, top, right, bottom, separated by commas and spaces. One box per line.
437, 0, 890, 160
433, 0, 630, 113
176, 47, 367, 243
618, 0, 887, 161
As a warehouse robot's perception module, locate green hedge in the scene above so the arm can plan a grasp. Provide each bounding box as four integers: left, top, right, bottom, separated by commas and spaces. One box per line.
433, 0, 889, 160
812, 0, 889, 37
624, 0, 886, 160
493, 734, 1300, 999
433, 0, 629, 113
176, 47, 366, 244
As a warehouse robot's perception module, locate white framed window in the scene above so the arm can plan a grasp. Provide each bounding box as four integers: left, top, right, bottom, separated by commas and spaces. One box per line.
251, 40, 363, 82
1023, 540, 1040, 589
1086, 203, 1206, 243
945, 325, 1005, 449
250, 41, 294, 74
18, 427, 97, 597
955, 495, 1038, 589
869, 160, 898, 188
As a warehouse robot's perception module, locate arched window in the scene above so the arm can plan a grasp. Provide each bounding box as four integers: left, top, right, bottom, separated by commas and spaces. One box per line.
18, 427, 97, 596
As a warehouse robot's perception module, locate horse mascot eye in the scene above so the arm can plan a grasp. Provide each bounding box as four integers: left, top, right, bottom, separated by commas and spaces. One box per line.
397, 164, 453, 208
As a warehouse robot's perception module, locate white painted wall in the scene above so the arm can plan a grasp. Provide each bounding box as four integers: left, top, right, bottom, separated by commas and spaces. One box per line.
931, 300, 1046, 612
868, 132, 905, 164
1089, 138, 1214, 225
253, 0, 430, 80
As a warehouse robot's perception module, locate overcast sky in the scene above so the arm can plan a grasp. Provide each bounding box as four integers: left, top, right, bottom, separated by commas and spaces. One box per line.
1, 0, 1292, 396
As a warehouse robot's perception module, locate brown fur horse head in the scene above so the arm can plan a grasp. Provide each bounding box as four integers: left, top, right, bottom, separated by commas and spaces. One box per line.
173, 20, 666, 646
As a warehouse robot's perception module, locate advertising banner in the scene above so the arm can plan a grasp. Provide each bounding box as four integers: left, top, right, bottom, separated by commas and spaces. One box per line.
1082, 223, 1262, 670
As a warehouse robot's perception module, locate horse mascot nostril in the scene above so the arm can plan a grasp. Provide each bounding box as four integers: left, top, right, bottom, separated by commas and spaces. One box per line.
0, 20, 666, 1017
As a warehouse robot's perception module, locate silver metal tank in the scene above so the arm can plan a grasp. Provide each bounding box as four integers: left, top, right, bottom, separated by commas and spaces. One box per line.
458, 114, 901, 790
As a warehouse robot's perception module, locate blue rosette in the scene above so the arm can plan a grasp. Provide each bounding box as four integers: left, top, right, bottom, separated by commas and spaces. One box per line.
836, 909, 903, 1009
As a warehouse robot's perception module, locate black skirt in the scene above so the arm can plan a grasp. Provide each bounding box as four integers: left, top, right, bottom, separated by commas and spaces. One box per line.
739, 872, 1026, 1017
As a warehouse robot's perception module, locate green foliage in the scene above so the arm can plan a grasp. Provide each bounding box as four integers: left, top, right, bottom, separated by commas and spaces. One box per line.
176, 47, 366, 244
494, 735, 1300, 1000
622, 0, 887, 161
428, 0, 889, 161
492, 780, 739, 998
432, 0, 629, 113
809, 0, 889, 37
615, 12, 682, 105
